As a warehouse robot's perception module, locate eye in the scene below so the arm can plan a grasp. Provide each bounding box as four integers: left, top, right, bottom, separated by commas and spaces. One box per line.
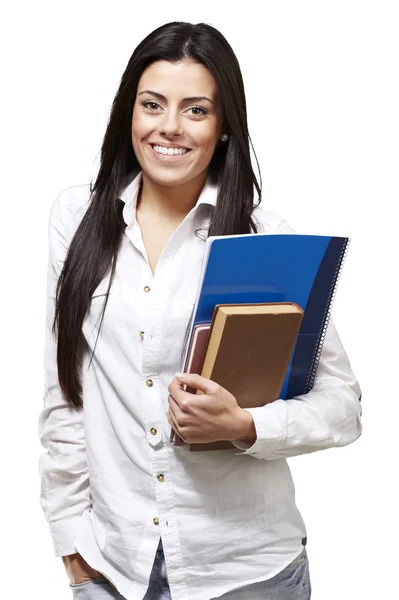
141, 100, 160, 111
187, 106, 208, 117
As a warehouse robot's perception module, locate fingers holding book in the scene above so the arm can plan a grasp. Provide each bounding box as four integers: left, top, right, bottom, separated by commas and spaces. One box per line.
167, 373, 250, 445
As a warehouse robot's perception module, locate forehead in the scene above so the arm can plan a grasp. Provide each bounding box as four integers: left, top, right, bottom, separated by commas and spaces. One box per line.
137, 60, 218, 98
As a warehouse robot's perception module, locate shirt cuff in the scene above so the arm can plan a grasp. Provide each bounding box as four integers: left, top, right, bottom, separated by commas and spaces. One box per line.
48, 514, 85, 556
231, 404, 284, 458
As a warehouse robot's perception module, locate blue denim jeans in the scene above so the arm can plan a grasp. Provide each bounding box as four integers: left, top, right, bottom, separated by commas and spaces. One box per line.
69, 538, 311, 599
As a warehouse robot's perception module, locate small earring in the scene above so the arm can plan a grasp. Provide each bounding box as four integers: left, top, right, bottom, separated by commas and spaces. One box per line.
220, 133, 229, 142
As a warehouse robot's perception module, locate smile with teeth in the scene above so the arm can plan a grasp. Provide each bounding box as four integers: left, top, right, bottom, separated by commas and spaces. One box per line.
151, 144, 191, 156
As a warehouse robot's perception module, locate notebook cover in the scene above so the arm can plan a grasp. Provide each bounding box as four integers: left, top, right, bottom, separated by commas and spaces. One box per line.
182, 233, 350, 401
188, 304, 304, 451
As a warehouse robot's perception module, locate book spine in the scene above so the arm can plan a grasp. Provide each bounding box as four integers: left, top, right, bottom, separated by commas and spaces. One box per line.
305, 237, 352, 393
178, 304, 196, 373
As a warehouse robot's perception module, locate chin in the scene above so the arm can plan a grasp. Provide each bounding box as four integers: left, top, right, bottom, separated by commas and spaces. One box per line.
146, 172, 194, 187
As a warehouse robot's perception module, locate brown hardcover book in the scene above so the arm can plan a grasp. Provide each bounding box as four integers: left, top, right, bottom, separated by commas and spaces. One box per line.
188, 302, 304, 451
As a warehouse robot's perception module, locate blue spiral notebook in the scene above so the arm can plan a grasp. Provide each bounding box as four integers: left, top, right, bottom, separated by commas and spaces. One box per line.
180, 232, 350, 400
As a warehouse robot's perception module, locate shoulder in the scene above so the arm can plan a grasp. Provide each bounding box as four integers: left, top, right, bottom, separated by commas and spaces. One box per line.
251, 204, 297, 234
49, 182, 92, 242
50, 182, 92, 217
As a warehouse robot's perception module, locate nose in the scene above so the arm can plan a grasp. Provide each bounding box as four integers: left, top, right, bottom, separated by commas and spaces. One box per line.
158, 107, 183, 137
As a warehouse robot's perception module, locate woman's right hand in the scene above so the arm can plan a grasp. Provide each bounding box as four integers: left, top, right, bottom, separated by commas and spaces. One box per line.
62, 552, 103, 585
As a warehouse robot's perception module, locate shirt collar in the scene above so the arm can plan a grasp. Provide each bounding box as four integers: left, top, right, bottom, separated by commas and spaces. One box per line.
119, 168, 218, 226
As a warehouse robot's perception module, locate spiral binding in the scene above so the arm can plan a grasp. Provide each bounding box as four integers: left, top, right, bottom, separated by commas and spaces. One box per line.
304, 237, 352, 394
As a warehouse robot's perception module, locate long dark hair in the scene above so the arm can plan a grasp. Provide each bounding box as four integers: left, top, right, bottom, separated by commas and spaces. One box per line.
54, 21, 262, 410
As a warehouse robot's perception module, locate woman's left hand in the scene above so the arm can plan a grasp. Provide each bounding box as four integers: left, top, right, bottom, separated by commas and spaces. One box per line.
167, 373, 247, 444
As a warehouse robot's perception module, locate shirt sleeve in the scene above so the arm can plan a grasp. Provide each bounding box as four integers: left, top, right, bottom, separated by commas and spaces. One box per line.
231, 216, 363, 459
37, 192, 91, 556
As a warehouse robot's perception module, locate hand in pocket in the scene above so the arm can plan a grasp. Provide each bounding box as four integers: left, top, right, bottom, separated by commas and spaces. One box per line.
62, 552, 103, 585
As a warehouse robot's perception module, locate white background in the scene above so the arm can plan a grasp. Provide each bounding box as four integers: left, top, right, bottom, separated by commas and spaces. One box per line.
1, 1, 398, 598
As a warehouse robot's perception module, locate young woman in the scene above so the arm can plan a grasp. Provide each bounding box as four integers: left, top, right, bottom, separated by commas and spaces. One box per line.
38, 21, 362, 600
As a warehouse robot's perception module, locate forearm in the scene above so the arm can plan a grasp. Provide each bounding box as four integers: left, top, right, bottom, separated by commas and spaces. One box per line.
61, 552, 97, 572
230, 317, 362, 459
62, 552, 117, 590
62, 552, 101, 582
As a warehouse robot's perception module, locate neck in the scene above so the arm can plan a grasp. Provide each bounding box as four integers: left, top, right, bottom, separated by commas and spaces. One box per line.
137, 170, 208, 220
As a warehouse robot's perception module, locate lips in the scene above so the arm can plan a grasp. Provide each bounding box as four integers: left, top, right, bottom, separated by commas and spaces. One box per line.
149, 143, 191, 151
148, 144, 192, 161
150, 144, 191, 153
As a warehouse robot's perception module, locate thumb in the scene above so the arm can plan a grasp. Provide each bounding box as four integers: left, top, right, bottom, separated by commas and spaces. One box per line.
175, 372, 214, 395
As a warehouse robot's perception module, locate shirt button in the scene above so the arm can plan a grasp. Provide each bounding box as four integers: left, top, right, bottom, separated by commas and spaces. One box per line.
150, 427, 157, 435
153, 517, 159, 525
157, 474, 165, 482
139, 331, 144, 340
146, 379, 153, 387
144, 286, 151, 293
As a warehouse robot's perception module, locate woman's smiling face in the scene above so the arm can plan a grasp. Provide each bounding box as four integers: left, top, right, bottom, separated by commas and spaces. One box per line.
132, 59, 223, 187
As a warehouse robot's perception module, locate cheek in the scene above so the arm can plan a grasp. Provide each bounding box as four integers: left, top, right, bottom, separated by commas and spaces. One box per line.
191, 124, 220, 152
131, 110, 150, 144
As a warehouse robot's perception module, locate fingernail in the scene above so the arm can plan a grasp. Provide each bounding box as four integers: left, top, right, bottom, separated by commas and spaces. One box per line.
175, 372, 186, 380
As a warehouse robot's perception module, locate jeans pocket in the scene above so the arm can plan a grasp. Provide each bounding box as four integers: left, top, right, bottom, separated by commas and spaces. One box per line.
274, 547, 310, 595
288, 546, 307, 566
69, 575, 109, 588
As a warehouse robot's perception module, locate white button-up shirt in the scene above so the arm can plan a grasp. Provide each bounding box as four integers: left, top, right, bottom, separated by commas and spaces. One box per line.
38, 168, 362, 600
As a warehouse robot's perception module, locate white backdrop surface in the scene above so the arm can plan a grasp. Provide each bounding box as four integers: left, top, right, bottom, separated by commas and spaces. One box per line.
1, 2, 397, 598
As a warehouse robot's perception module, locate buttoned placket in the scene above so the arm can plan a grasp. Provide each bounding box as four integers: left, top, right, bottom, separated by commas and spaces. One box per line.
125, 218, 164, 452
124, 208, 200, 595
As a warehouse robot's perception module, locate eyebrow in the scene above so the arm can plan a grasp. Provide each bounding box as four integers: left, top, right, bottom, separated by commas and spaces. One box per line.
138, 90, 214, 105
